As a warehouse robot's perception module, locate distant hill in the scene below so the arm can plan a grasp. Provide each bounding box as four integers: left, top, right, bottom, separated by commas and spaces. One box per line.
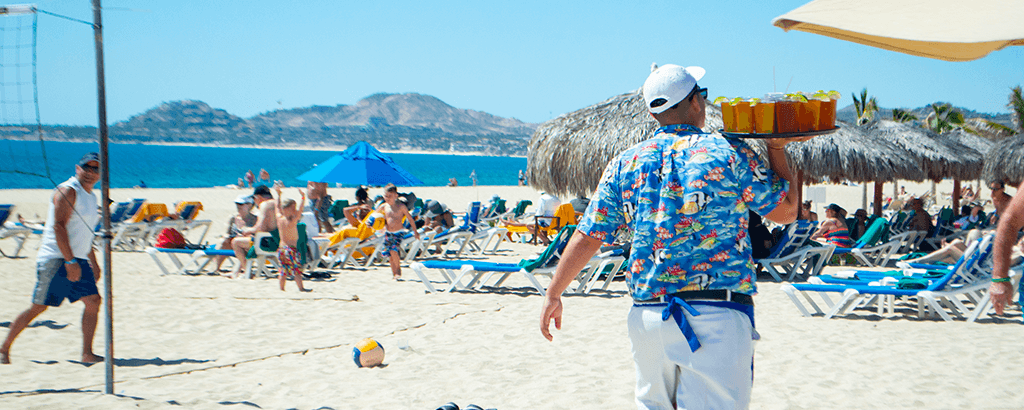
837, 103, 1014, 127
251, 93, 535, 136
32, 93, 538, 155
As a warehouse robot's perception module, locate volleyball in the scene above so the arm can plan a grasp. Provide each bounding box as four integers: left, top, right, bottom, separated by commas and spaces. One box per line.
353, 338, 385, 368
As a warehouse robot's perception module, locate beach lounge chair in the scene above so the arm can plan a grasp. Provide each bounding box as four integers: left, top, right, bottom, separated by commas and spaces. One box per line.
319, 213, 387, 269
827, 218, 906, 267
414, 202, 481, 259
0, 205, 34, 258
756, 220, 835, 281
145, 245, 237, 276
410, 225, 593, 294
781, 234, 995, 321
244, 223, 313, 279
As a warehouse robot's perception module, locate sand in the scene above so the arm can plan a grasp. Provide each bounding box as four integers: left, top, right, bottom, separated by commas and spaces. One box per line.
2, 183, 1023, 409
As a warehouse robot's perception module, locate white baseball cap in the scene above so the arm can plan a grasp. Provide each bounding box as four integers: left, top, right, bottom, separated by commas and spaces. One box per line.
642, 64, 705, 114
234, 194, 254, 205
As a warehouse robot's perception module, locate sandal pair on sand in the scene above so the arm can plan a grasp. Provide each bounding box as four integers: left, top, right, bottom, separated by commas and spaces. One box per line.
436, 402, 496, 410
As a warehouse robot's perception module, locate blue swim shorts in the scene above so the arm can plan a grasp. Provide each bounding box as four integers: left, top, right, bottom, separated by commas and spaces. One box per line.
382, 231, 403, 255
32, 258, 99, 307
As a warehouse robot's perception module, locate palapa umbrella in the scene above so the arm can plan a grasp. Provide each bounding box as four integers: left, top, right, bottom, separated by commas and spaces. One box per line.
526, 88, 722, 198
783, 121, 925, 215
982, 133, 1024, 186
296, 141, 423, 186
863, 120, 986, 213
772, 0, 1024, 61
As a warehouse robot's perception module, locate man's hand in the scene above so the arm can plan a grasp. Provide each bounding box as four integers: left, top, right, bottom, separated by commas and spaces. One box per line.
65, 261, 81, 282
539, 295, 563, 341
765, 135, 814, 150
989, 281, 1014, 315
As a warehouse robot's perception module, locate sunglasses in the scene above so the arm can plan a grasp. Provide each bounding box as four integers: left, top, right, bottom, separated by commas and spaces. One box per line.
80, 164, 99, 173
687, 85, 708, 101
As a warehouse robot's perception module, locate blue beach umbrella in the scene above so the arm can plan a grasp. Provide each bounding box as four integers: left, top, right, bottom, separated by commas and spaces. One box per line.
296, 141, 424, 186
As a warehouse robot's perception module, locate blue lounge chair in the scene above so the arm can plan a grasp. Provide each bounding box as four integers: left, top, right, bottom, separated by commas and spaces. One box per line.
756, 220, 835, 281
146, 245, 236, 276
782, 235, 996, 321
410, 225, 591, 294
0, 204, 33, 258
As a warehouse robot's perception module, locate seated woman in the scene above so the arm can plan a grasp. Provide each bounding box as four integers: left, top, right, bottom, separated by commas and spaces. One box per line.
810, 204, 855, 248
343, 185, 374, 227
421, 199, 455, 233
214, 195, 257, 272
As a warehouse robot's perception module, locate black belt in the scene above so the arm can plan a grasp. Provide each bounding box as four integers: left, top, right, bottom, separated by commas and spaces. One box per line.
635, 289, 753, 306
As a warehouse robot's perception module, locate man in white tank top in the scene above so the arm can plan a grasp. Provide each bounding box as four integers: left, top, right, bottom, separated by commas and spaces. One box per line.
1, 153, 103, 365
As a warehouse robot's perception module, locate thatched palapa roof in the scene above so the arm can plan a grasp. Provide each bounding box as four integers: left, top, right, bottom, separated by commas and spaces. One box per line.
982, 133, 1024, 186
783, 121, 925, 183
862, 120, 985, 181
526, 89, 722, 197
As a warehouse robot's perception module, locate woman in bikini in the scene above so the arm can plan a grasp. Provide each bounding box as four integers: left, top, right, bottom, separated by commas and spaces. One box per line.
810, 203, 855, 248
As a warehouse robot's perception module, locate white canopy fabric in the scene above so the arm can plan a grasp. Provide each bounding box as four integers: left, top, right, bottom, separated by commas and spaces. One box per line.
773, 0, 1024, 61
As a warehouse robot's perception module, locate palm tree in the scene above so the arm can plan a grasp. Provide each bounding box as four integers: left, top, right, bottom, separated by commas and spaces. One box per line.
852, 88, 879, 125
1009, 85, 1023, 133
892, 108, 918, 123
924, 103, 965, 133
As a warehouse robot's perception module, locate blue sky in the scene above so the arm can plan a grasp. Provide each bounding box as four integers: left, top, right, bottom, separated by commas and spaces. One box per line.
13, 0, 1024, 126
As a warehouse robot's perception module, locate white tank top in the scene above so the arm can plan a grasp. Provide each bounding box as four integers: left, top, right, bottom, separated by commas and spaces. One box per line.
37, 177, 100, 261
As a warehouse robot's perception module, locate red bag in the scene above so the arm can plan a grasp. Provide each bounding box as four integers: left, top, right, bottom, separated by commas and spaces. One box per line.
155, 228, 186, 249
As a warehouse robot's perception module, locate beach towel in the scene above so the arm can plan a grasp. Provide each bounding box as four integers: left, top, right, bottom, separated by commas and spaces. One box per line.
155, 227, 186, 249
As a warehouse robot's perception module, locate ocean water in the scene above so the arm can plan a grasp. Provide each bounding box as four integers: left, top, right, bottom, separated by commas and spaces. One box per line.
0, 139, 529, 189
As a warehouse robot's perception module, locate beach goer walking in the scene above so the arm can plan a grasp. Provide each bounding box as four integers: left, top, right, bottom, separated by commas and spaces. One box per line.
228, 185, 278, 278
245, 170, 255, 188
539, 64, 801, 409
518, 169, 526, 186
470, 169, 477, 186
214, 194, 258, 271
1, 153, 104, 365
274, 186, 310, 292
259, 168, 271, 185
378, 184, 418, 280
988, 184, 1024, 315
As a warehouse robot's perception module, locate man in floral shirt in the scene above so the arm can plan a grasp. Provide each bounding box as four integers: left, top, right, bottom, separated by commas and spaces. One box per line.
540, 64, 801, 409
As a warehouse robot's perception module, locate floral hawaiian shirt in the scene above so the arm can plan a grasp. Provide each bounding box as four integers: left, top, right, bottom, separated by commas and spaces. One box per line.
578, 124, 788, 301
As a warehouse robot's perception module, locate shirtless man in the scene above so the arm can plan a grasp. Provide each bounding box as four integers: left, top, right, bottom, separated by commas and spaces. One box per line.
228, 185, 278, 278
275, 186, 309, 292
378, 184, 418, 280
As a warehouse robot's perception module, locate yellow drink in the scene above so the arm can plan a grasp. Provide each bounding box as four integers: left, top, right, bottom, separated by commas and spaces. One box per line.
753, 102, 775, 134
721, 102, 736, 132
734, 102, 753, 133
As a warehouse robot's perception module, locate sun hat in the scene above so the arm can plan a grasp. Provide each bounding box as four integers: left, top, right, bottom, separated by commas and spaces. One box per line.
827, 203, 845, 214
234, 194, 254, 205
77, 152, 100, 167
643, 64, 706, 114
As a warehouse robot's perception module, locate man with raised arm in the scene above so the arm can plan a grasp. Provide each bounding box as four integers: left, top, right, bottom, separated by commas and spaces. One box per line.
2, 153, 104, 364
539, 64, 803, 409
228, 185, 278, 279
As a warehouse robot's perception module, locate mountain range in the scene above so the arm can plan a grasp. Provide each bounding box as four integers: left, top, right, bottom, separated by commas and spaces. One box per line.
32, 93, 539, 156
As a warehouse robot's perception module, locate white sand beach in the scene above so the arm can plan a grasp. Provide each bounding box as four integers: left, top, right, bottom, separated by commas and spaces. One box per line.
2, 183, 1023, 409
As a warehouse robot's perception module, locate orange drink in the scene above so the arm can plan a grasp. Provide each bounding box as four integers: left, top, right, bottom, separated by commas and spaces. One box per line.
775, 101, 799, 133
720, 102, 736, 132
753, 102, 775, 134
799, 100, 821, 131
734, 101, 753, 133
818, 99, 836, 130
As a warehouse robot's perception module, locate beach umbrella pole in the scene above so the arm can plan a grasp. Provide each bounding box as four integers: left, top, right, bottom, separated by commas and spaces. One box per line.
952, 180, 961, 216
92, 0, 114, 394
873, 182, 883, 216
